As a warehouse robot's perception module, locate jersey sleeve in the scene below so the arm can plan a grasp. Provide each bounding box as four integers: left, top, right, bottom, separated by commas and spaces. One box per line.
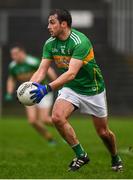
31, 58, 40, 68
72, 38, 92, 60
42, 42, 53, 60
26, 56, 40, 69
8, 64, 16, 77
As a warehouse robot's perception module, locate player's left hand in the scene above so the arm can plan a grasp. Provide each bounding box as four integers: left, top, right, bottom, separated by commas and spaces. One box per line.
30, 82, 51, 103
5, 93, 13, 101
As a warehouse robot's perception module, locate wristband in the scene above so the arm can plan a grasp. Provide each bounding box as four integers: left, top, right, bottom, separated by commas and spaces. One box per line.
46, 84, 52, 92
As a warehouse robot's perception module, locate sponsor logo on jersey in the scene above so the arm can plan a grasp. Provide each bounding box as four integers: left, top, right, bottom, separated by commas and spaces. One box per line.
60, 45, 66, 54
92, 87, 97, 91
67, 49, 71, 55
52, 48, 58, 53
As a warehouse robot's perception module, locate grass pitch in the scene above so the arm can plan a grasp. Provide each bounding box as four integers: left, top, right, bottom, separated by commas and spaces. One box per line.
0, 116, 133, 179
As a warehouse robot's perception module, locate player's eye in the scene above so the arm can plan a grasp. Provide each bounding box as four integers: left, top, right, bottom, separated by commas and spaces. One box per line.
49, 19, 56, 24
51, 21, 55, 24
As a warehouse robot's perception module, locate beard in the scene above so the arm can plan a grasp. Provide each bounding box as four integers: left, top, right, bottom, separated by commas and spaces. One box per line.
49, 28, 63, 38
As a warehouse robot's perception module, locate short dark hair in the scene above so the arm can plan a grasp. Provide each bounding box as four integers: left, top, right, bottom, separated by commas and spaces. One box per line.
10, 43, 26, 52
49, 9, 72, 27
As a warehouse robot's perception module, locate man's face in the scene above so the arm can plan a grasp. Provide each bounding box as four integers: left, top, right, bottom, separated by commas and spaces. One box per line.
48, 14, 64, 37
10, 48, 26, 63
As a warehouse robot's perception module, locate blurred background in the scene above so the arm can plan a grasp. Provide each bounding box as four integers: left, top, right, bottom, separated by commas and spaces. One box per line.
0, 0, 133, 116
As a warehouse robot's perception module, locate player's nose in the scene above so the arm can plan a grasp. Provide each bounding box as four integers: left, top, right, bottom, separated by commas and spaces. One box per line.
47, 23, 51, 29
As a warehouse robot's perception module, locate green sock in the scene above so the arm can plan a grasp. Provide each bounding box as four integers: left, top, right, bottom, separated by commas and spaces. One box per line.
72, 143, 86, 158
111, 154, 121, 163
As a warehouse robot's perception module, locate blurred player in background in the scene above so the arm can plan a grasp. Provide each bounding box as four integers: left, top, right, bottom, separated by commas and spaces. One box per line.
29, 9, 123, 171
5, 44, 57, 145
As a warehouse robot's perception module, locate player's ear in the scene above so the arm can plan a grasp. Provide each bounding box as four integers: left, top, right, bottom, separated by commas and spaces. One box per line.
61, 21, 67, 28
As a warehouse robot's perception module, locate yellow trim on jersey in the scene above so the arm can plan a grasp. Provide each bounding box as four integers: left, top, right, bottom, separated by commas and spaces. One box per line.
83, 48, 94, 65
16, 72, 35, 81
53, 48, 94, 68
53, 55, 71, 68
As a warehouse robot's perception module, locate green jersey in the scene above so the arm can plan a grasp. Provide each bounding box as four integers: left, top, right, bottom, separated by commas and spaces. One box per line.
42, 28, 105, 95
9, 55, 47, 83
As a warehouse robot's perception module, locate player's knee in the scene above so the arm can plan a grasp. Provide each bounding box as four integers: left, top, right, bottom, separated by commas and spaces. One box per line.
52, 112, 64, 125
28, 116, 37, 125
42, 116, 52, 125
97, 128, 109, 138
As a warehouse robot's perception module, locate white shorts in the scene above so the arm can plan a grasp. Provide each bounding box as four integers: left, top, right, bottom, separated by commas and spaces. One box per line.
56, 87, 108, 118
37, 92, 54, 108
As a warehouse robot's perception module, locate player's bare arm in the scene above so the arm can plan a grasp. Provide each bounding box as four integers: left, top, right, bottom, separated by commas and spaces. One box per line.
5, 76, 16, 101
29, 58, 83, 103
49, 58, 83, 90
30, 59, 52, 83
7, 76, 16, 94
47, 67, 57, 81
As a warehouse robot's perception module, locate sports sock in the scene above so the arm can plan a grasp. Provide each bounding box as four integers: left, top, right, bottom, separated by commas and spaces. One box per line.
72, 143, 86, 158
111, 154, 121, 163
48, 139, 57, 145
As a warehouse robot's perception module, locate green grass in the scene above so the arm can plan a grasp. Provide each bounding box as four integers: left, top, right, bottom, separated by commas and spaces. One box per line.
0, 116, 133, 179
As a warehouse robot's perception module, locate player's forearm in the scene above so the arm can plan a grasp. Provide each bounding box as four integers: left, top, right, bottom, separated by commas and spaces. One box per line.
30, 69, 47, 83
30, 59, 51, 83
7, 77, 16, 94
49, 71, 75, 90
47, 67, 58, 81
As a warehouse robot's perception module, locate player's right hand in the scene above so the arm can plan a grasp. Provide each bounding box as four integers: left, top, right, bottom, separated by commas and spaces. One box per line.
5, 93, 13, 101
30, 82, 52, 103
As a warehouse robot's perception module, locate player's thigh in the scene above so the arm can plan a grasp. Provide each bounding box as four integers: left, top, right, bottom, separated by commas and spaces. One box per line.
38, 107, 51, 121
52, 99, 75, 120
25, 105, 37, 123
92, 115, 109, 134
